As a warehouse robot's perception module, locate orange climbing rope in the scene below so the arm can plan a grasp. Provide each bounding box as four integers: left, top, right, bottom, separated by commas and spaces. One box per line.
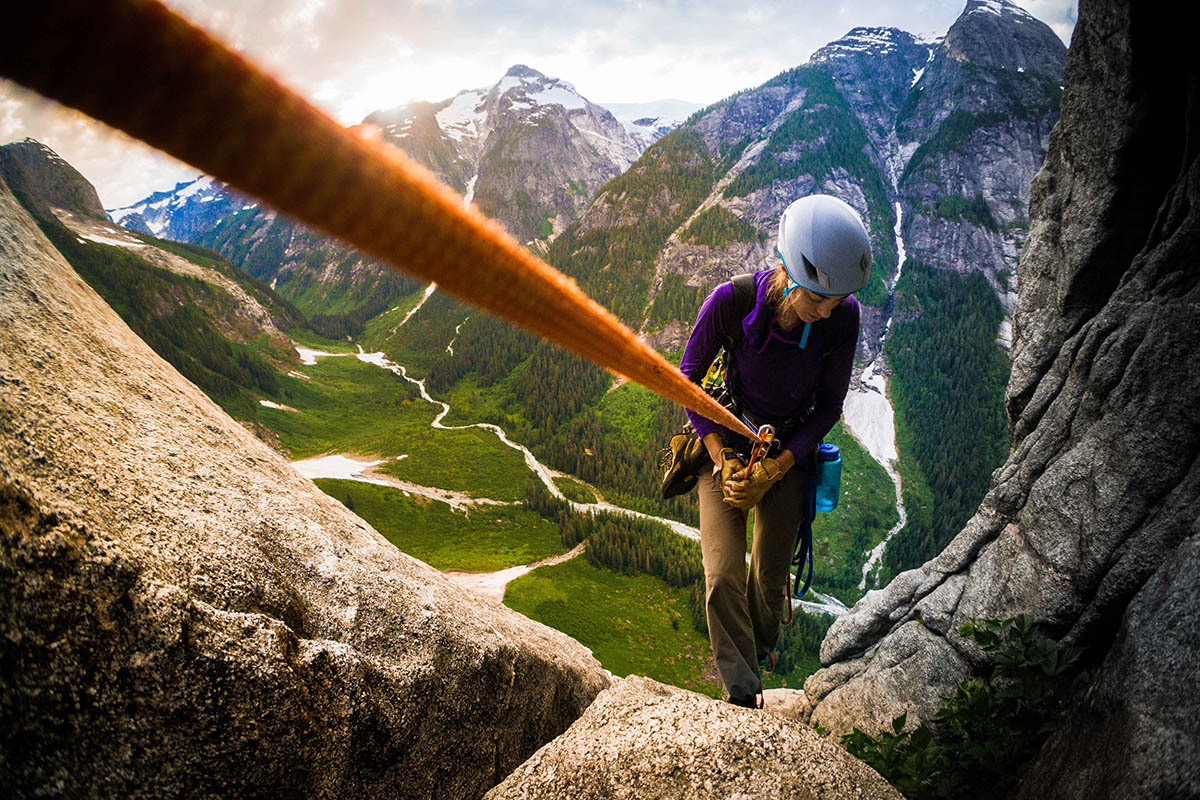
0, 0, 760, 444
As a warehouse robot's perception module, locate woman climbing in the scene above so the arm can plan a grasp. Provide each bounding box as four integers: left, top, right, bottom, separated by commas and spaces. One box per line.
668, 194, 870, 708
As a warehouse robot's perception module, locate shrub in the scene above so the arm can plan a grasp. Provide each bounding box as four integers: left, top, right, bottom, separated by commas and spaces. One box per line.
840, 615, 1082, 800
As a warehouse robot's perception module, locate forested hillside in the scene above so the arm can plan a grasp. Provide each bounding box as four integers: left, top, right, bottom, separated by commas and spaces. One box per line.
0, 141, 305, 423
881, 260, 1010, 577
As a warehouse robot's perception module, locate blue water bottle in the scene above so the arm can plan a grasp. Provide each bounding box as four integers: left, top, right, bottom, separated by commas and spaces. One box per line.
815, 443, 841, 512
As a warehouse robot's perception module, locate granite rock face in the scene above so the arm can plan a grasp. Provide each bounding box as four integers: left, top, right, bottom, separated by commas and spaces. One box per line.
0, 176, 610, 798
484, 677, 902, 800
799, 4, 1200, 791
896, 0, 1065, 317
0, 137, 108, 220
1016, 532, 1200, 799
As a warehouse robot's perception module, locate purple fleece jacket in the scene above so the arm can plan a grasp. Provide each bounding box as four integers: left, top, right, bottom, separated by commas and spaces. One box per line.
679, 270, 860, 459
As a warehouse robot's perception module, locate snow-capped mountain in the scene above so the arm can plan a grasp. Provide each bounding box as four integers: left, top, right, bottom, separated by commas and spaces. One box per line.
603, 100, 703, 150
108, 175, 252, 242
102, 64, 692, 335
550, 0, 1065, 362
364, 64, 649, 242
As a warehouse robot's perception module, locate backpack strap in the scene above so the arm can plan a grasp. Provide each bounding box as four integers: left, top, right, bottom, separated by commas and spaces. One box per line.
722, 272, 757, 408
724, 272, 757, 348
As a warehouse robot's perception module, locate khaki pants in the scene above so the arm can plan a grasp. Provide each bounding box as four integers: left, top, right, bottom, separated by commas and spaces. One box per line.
697, 462, 807, 698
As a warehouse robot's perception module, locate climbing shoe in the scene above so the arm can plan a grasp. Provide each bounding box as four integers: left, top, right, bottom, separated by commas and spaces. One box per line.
660, 426, 708, 498
728, 693, 758, 709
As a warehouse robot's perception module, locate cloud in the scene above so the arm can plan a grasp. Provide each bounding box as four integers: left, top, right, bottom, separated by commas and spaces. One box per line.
1011, 0, 1078, 43
0, 80, 197, 209
2, 0, 1077, 206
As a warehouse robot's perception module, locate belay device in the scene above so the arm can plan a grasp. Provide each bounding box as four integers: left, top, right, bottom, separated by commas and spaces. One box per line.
792, 442, 842, 599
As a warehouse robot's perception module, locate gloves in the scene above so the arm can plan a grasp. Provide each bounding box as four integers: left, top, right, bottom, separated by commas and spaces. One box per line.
718, 448, 746, 488
725, 457, 786, 511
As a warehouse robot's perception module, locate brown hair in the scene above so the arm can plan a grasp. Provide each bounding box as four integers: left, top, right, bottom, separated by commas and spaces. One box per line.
766, 264, 802, 330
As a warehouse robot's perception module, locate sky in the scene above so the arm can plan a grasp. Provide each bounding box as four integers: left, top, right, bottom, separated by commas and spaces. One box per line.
0, 0, 1076, 210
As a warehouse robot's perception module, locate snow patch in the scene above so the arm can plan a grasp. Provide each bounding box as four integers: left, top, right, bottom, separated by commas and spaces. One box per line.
173, 175, 213, 203
966, 0, 1035, 19
497, 70, 587, 111
844, 365, 898, 465
108, 203, 146, 223
435, 89, 488, 141
464, 174, 478, 207
605, 99, 701, 149
400, 283, 437, 327
815, 27, 904, 59
294, 346, 353, 365
291, 454, 388, 481
527, 82, 586, 110
79, 233, 146, 248
911, 46, 937, 87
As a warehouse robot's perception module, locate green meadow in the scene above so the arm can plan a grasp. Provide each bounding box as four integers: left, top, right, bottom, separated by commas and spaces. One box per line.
505, 556, 720, 697
315, 479, 564, 571
248, 301, 899, 698
257, 355, 535, 501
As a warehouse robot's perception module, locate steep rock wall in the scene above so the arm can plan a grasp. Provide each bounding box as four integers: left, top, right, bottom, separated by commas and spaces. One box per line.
0, 176, 609, 798
798, 3, 1200, 792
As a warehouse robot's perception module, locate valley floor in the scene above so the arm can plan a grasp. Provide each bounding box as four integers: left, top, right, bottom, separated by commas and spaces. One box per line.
250, 284, 901, 695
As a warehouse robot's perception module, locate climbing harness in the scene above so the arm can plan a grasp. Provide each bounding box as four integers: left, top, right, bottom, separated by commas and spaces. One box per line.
661, 273, 759, 498
705, 272, 758, 403
0, 0, 761, 446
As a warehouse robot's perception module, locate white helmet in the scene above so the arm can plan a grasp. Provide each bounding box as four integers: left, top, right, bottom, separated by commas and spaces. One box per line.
776, 194, 872, 296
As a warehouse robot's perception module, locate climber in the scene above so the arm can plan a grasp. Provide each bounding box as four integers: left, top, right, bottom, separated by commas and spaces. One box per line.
671, 194, 868, 708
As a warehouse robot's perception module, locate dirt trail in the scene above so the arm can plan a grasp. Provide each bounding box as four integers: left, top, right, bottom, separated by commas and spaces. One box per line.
443, 543, 586, 602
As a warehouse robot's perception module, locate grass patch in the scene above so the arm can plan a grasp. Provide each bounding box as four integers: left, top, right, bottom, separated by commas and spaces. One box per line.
288, 327, 357, 352
553, 476, 597, 504
763, 653, 823, 690
505, 557, 719, 697
438, 370, 532, 434
259, 356, 534, 501
314, 479, 564, 571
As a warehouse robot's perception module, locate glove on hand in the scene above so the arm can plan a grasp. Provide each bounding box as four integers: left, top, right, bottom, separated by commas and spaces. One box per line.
718, 448, 746, 488
725, 457, 786, 511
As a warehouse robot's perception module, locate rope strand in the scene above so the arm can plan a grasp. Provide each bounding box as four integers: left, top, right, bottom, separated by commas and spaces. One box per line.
0, 0, 761, 444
